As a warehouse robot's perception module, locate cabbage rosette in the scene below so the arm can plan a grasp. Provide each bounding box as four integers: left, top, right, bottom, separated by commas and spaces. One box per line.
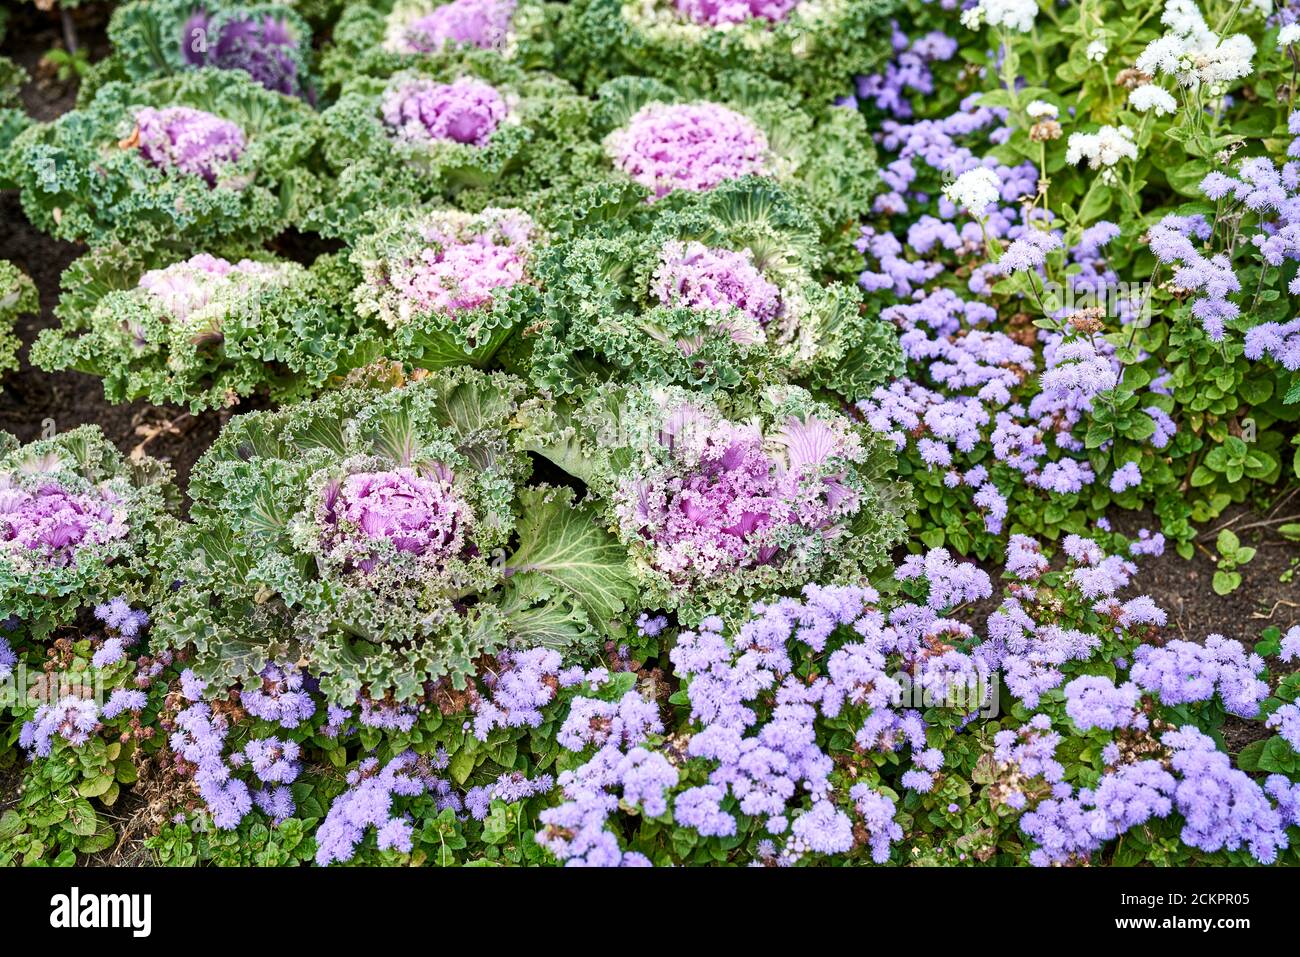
523, 179, 902, 397
522, 382, 911, 622
30, 245, 362, 412
0, 427, 177, 638
593, 72, 879, 236
156, 367, 636, 703
5, 69, 321, 249
309, 56, 602, 238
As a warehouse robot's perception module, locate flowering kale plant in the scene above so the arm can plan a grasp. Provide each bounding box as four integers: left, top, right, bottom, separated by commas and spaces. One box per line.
0, 427, 176, 638
309, 56, 601, 237
523, 179, 903, 398
523, 381, 910, 622
319, 0, 561, 93
346, 204, 543, 368
154, 367, 635, 703
4, 69, 320, 249
2, 0, 1299, 873
101, 0, 316, 99
30, 245, 356, 412
593, 72, 880, 236
560, 0, 899, 103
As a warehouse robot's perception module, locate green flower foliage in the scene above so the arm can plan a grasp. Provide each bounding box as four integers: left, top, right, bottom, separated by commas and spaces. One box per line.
520, 178, 902, 398
0, 427, 178, 639
156, 367, 635, 703
592, 72, 880, 238
5, 68, 321, 250
0, 260, 37, 381
558, 0, 899, 103
520, 381, 912, 622
30, 244, 362, 413
317, 0, 563, 95
306, 53, 604, 238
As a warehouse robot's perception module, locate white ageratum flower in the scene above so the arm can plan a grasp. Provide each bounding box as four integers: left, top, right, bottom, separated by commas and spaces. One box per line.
1129, 85, 1179, 115
1026, 100, 1059, 119
1136, 0, 1255, 91
943, 167, 1002, 216
960, 0, 1039, 33
1086, 40, 1108, 62
1279, 24, 1300, 48
1066, 125, 1138, 177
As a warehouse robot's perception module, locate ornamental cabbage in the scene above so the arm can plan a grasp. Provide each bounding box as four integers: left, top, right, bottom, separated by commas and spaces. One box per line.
522, 382, 910, 621
0, 427, 177, 638
318, 0, 561, 95
30, 245, 360, 412
4, 69, 321, 249
156, 367, 636, 703
348, 205, 542, 368
592, 73, 880, 236
559, 0, 899, 103
103, 0, 315, 99
308, 57, 603, 239
522, 179, 901, 397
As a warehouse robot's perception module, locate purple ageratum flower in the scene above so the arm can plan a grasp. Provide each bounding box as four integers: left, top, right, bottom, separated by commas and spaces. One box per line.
1267, 703, 1300, 751
317, 467, 472, 575
1062, 675, 1144, 731
674, 0, 800, 26
241, 662, 316, 729
182, 11, 303, 97
1244, 318, 1300, 372
1131, 635, 1268, 717
850, 784, 903, 863
0, 479, 128, 569
650, 241, 782, 328
380, 76, 507, 147
93, 596, 149, 638
132, 106, 245, 186
615, 413, 860, 584
1280, 626, 1300, 663
607, 102, 770, 200
1108, 461, 1142, 493
0, 636, 15, 682
399, 0, 516, 53
1163, 725, 1289, 864
19, 696, 101, 757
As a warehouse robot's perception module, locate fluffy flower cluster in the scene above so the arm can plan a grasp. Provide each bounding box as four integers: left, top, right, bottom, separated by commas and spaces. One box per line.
132, 106, 246, 185
537, 681, 675, 866
316, 752, 462, 864
19, 696, 103, 757
1136, 0, 1256, 92
607, 102, 770, 199
1130, 635, 1268, 717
